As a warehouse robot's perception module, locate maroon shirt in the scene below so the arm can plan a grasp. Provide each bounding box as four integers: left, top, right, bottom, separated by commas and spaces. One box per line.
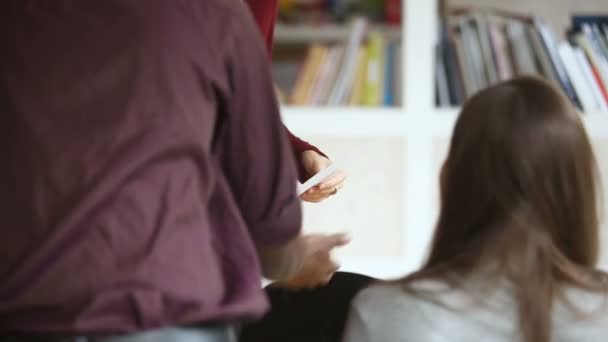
0, 0, 301, 334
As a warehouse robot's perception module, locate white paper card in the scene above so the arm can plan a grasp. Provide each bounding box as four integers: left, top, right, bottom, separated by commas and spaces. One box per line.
297, 164, 339, 196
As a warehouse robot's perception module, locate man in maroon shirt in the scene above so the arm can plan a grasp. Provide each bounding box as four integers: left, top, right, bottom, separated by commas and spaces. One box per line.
0, 0, 347, 341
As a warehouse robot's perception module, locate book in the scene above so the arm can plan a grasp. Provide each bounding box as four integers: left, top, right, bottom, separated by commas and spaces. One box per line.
473, 12, 499, 85
582, 24, 608, 85
439, 21, 465, 105
585, 23, 608, 59
459, 17, 487, 92
527, 25, 560, 86
533, 17, 582, 110
572, 31, 608, 94
363, 32, 385, 106
436, 44, 451, 106
572, 16, 608, 61
348, 47, 368, 106
437, 10, 608, 110
558, 42, 599, 113
487, 20, 513, 81
451, 24, 477, 98
572, 16, 608, 31
291, 44, 326, 105
311, 46, 344, 105
385, 0, 401, 25
591, 24, 608, 60
573, 47, 608, 112
327, 17, 368, 105
307, 46, 330, 104
395, 44, 403, 106
384, 41, 397, 106
506, 20, 538, 76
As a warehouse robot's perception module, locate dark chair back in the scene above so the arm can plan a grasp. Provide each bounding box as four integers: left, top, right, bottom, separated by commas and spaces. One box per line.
240, 272, 375, 342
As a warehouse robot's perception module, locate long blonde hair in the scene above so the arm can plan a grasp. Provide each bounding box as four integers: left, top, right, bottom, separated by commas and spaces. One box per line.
402, 76, 606, 342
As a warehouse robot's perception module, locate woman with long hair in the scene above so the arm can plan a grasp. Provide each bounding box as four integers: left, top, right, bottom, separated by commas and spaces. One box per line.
342, 76, 608, 342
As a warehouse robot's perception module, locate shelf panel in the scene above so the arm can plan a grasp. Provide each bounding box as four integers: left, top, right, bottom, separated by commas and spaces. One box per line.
281, 106, 607, 138
281, 106, 407, 136
433, 107, 608, 138
274, 24, 401, 44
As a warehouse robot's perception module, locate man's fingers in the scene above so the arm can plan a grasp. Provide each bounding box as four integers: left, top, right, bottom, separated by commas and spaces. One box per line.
316, 233, 351, 252
318, 171, 347, 190
300, 193, 324, 203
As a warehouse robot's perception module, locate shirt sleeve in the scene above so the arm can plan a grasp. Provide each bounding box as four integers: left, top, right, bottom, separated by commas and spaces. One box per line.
342, 296, 375, 342
218, 1, 302, 247
287, 129, 328, 182
243, 0, 327, 174
243, 0, 278, 58
343, 285, 426, 342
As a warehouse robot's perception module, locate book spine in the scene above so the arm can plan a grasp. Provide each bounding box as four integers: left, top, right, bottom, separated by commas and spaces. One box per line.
452, 25, 476, 98
488, 22, 513, 82
440, 22, 465, 105
573, 47, 608, 112
589, 60, 608, 105
460, 17, 487, 92
572, 16, 608, 31
385, 0, 401, 25
291, 45, 322, 105
584, 24, 608, 65
327, 18, 368, 105
533, 17, 582, 109
363, 32, 384, 106
384, 42, 396, 106
395, 44, 403, 106
474, 13, 499, 84
591, 24, 608, 60
506, 20, 538, 76
309, 47, 331, 105
558, 42, 597, 113
436, 44, 451, 106
574, 32, 608, 93
527, 26, 560, 86
305, 47, 329, 104
322, 47, 345, 105
349, 47, 368, 106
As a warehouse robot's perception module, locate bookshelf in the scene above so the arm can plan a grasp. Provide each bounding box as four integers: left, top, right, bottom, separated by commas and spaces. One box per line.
275, 23, 402, 44
277, 0, 608, 279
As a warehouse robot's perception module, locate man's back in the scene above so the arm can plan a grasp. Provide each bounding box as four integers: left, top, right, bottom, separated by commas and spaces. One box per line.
0, 0, 301, 334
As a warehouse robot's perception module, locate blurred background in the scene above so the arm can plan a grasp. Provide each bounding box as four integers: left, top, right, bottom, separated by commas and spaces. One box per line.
275, 0, 608, 279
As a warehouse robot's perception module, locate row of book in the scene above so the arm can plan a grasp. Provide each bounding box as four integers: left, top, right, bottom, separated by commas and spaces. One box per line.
285, 18, 402, 107
436, 10, 608, 113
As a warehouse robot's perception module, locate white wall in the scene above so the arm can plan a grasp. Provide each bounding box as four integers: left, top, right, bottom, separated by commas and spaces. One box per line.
295, 134, 608, 278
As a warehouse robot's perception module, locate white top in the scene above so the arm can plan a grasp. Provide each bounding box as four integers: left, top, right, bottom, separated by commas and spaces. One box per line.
342, 280, 608, 342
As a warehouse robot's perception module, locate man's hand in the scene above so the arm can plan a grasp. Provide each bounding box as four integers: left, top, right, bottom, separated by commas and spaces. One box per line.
300, 150, 347, 203
274, 233, 351, 289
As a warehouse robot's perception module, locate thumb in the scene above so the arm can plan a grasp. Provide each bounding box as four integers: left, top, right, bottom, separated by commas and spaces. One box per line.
316, 233, 351, 252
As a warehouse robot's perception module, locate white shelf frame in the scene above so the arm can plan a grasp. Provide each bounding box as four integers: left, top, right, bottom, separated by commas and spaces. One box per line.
279, 0, 608, 279
275, 23, 402, 44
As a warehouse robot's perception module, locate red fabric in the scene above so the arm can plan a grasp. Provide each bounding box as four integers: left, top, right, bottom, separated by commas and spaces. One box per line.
244, 0, 278, 58
244, 0, 327, 181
